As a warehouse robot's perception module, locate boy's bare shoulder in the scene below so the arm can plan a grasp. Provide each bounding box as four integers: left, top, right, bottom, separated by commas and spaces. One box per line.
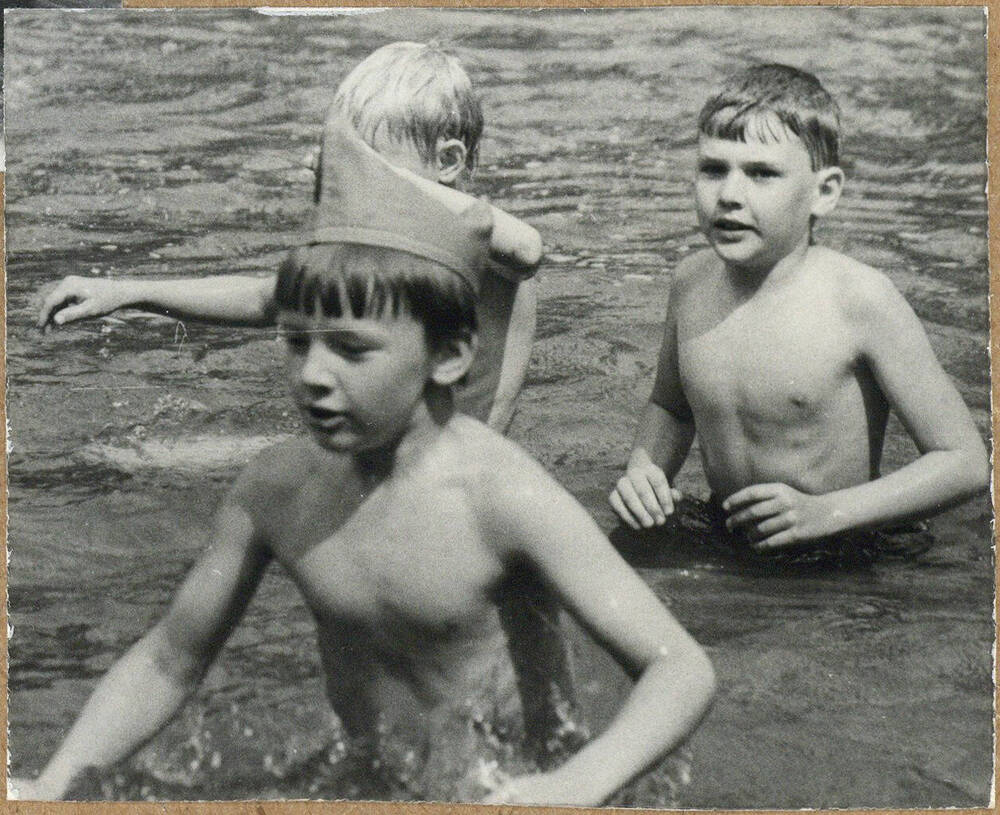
674, 248, 718, 284
669, 248, 721, 301
446, 416, 552, 495
447, 416, 565, 521
809, 246, 909, 323
230, 437, 330, 507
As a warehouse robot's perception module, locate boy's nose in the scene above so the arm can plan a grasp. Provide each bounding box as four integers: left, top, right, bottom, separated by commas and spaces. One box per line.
717, 171, 746, 205
298, 343, 338, 390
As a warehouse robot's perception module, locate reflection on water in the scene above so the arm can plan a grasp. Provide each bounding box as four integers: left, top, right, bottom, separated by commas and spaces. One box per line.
5, 7, 991, 808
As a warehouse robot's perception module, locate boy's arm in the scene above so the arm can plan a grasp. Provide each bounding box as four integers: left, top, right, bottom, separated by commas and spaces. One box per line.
725, 272, 989, 549
38, 274, 277, 329
486, 276, 537, 432
391, 165, 542, 277
610, 285, 696, 528
482, 462, 715, 806
11, 501, 271, 800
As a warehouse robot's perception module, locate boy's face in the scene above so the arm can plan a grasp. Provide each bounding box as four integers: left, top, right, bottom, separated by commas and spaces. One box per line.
281, 308, 433, 454
695, 132, 828, 272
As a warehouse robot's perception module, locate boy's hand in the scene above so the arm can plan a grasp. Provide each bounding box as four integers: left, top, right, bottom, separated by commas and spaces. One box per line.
723, 483, 838, 549
609, 449, 682, 530
38, 275, 130, 328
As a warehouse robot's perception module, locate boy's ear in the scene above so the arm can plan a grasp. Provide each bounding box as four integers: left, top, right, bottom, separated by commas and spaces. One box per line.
430, 333, 477, 387
435, 139, 468, 185
811, 166, 845, 217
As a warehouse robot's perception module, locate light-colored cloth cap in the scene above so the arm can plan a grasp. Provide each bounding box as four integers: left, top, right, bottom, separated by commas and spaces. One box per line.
310, 116, 492, 294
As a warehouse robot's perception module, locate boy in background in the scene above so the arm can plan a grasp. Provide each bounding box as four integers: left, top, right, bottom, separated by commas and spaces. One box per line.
13, 117, 715, 806
38, 42, 537, 433
610, 64, 987, 561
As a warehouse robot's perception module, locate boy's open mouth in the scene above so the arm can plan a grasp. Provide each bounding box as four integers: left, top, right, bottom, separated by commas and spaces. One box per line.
306, 405, 347, 426
713, 218, 756, 233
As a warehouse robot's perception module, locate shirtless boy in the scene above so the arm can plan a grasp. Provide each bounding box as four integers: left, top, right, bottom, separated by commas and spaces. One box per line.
12, 118, 715, 805
37, 43, 581, 752
37, 41, 539, 432
611, 64, 988, 556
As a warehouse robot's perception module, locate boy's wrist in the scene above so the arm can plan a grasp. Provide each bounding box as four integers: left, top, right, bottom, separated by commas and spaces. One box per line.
101, 278, 144, 310
628, 446, 655, 471
814, 490, 855, 537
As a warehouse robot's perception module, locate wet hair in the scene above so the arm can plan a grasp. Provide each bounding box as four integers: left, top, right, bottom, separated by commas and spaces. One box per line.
275, 243, 477, 349
330, 42, 484, 173
699, 64, 841, 170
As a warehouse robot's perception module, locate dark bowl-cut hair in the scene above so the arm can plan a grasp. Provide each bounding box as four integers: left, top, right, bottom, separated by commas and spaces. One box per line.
275, 242, 477, 348
699, 63, 841, 171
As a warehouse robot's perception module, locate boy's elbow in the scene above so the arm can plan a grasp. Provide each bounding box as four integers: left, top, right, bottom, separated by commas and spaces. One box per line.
657, 639, 716, 710
953, 434, 990, 495
148, 623, 212, 690
498, 228, 542, 275
521, 227, 543, 270
688, 647, 717, 707
966, 445, 991, 494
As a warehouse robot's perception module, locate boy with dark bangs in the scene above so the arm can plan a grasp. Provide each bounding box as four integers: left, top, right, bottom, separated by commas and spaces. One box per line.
611, 64, 988, 563
13, 118, 715, 805
38, 42, 581, 759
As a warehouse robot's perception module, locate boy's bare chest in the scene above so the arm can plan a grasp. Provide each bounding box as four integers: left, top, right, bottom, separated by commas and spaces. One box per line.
678, 295, 858, 420
269, 481, 503, 635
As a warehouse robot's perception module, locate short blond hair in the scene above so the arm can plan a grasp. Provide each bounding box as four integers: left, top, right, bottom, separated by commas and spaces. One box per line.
330, 42, 483, 171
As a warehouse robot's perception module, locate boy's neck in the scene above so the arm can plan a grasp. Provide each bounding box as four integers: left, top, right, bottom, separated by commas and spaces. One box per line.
725, 235, 812, 294
352, 385, 456, 479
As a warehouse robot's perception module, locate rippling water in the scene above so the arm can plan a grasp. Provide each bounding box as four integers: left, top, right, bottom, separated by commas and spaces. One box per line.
4, 7, 991, 807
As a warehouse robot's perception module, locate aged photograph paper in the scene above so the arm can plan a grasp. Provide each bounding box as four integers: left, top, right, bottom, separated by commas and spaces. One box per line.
3, 6, 992, 808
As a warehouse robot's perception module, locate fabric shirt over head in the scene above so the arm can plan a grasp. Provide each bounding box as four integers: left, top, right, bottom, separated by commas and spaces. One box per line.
310, 115, 492, 296
310, 115, 538, 424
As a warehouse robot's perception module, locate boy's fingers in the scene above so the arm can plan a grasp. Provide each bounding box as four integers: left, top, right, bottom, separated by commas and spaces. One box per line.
38, 290, 72, 327
49, 302, 96, 325
751, 514, 792, 538
630, 476, 666, 525
722, 483, 779, 512
726, 498, 781, 529
615, 478, 657, 528
753, 528, 796, 550
609, 489, 641, 530
646, 470, 676, 518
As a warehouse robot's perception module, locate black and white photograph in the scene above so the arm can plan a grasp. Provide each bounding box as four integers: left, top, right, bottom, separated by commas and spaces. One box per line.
3, 6, 992, 808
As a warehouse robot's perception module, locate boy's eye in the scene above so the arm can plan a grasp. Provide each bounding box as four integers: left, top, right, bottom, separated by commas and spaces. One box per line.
323, 335, 377, 359
698, 162, 726, 178
277, 326, 309, 352
333, 344, 368, 360
282, 331, 309, 353
747, 166, 780, 180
